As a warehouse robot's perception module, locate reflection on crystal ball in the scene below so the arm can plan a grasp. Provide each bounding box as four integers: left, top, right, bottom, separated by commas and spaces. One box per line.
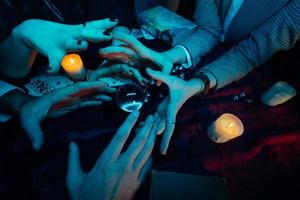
115, 83, 146, 112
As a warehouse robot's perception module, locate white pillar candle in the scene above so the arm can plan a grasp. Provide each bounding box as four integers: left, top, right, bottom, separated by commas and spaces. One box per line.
208, 113, 244, 143
261, 81, 297, 106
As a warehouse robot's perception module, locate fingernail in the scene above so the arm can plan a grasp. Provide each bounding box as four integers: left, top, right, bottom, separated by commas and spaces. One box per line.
70, 142, 75, 150
77, 40, 82, 45
110, 18, 118, 22
103, 30, 111, 36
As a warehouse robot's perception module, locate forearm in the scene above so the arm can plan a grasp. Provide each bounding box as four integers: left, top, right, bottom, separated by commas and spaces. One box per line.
0, 24, 37, 79
175, 0, 222, 66
200, 0, 300, 90
0, 89, 32, 116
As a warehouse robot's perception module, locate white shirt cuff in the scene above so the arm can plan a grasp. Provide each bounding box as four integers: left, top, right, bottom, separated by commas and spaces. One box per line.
174, 45, 193, 68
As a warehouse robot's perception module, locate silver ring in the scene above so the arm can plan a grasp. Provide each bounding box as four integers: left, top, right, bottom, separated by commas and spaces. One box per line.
166, 120, 175, 124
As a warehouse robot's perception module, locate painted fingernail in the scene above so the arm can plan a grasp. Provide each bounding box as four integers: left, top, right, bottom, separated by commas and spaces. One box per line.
103, 30, 111, 36
110, 18, 118, 22
77, 40, 82, 45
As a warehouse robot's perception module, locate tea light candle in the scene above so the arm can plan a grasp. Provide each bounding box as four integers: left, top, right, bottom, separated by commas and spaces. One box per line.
208, 113, 244, 143
61, 54, 86, 81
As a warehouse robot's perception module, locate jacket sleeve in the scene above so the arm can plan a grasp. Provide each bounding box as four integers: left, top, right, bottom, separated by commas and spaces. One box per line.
200, 0, 300, 89
177, 0, 222, 66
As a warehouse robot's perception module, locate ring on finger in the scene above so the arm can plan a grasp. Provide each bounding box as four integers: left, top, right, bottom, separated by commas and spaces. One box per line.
166, 120, 175, 125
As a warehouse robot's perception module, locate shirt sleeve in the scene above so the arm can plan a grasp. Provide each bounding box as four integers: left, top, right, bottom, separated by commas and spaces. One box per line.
0, 80, 24, 122
176, 0, 222, 67
199, 0, 300, 89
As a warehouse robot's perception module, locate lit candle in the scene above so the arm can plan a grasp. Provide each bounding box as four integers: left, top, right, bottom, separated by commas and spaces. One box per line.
207, 113, 244, 143
61, 54, 86, 81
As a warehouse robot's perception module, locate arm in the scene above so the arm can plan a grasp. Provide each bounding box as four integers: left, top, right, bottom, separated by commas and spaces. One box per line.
163, 0, 222, 67
0, 27, 37, 79
199, 0, 300, 90
0, 80, 30, 122
135, 0, 222, 67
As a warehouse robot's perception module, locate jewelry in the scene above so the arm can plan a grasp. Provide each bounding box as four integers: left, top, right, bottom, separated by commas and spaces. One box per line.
166, 120, 175, 125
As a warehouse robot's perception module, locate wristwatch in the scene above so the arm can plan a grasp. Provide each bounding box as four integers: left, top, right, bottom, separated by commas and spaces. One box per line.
194, 72, 211, 96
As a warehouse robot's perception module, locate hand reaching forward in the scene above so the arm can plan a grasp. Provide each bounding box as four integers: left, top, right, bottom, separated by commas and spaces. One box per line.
147, 68, 204, 154
14, 18, 117, 76
99, 32, 174, 75
66, 112, 156, 200
19, 81, 115, 150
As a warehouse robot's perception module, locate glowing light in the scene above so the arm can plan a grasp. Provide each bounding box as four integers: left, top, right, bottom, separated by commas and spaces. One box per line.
208, 113, 244, 143
61, 54, 86, 81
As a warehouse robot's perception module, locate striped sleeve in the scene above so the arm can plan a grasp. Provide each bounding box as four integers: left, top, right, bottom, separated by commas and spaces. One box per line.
200, 0, 300, 89
177, 0, 222, 67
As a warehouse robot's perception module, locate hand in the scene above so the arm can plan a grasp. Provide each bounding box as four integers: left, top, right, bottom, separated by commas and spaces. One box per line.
66, 111, 156, 200
19, 81, 116, 150
146, 68, 204, 154
99, 32, 174, 75
15, 18, 118, 74
88, 62, 149, 86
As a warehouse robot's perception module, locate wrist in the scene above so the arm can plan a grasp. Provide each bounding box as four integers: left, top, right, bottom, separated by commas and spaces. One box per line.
189, 78, 205, 96
0, 89, 32, 115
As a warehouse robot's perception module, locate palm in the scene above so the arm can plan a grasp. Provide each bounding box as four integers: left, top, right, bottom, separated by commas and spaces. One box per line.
147, 68, 203, 154
17, 19, 117, 74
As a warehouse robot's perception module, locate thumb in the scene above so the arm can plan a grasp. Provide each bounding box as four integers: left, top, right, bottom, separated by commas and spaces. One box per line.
20, 117, 44, 151
66, 142, 83, 187
47, 51, 65, 74
146, 68, 173, 86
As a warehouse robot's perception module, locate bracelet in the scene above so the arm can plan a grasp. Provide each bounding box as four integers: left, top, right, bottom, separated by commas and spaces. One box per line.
193, 72, 211, 96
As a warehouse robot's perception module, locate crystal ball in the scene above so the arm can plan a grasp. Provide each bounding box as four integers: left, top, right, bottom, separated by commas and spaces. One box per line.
115, 83, 146, 112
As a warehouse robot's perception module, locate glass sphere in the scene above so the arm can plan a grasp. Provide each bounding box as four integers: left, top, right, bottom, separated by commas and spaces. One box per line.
115, 83, 146, 112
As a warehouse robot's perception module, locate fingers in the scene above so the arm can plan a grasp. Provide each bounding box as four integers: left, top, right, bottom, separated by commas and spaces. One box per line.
20, 116, 44, 151
85, 18, 118, 30
160, 103, 176, 155
80, 28, 112, 42
129, 68, 149, 86
91, 94, 112, 101
66, 142, 82, 183
48, 81, 110, 104
112, 32, 148, 56
132, 123, 156, 171
74, 19, 118, 43
138, 157, 152, 184
47, 50, 65, 74
66, 142, 83, 195
48, 100, 103, 118
146, 68, 174, 86
98, 111, 140, 166
64, 39, 88, 52
122, 115, 153, 164
88, 67, 116, 81
99, 46, 136, 61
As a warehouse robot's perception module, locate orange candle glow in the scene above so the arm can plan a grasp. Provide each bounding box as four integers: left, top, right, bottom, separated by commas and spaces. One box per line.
61, 54, 86, 81
208, 113, 244, 143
